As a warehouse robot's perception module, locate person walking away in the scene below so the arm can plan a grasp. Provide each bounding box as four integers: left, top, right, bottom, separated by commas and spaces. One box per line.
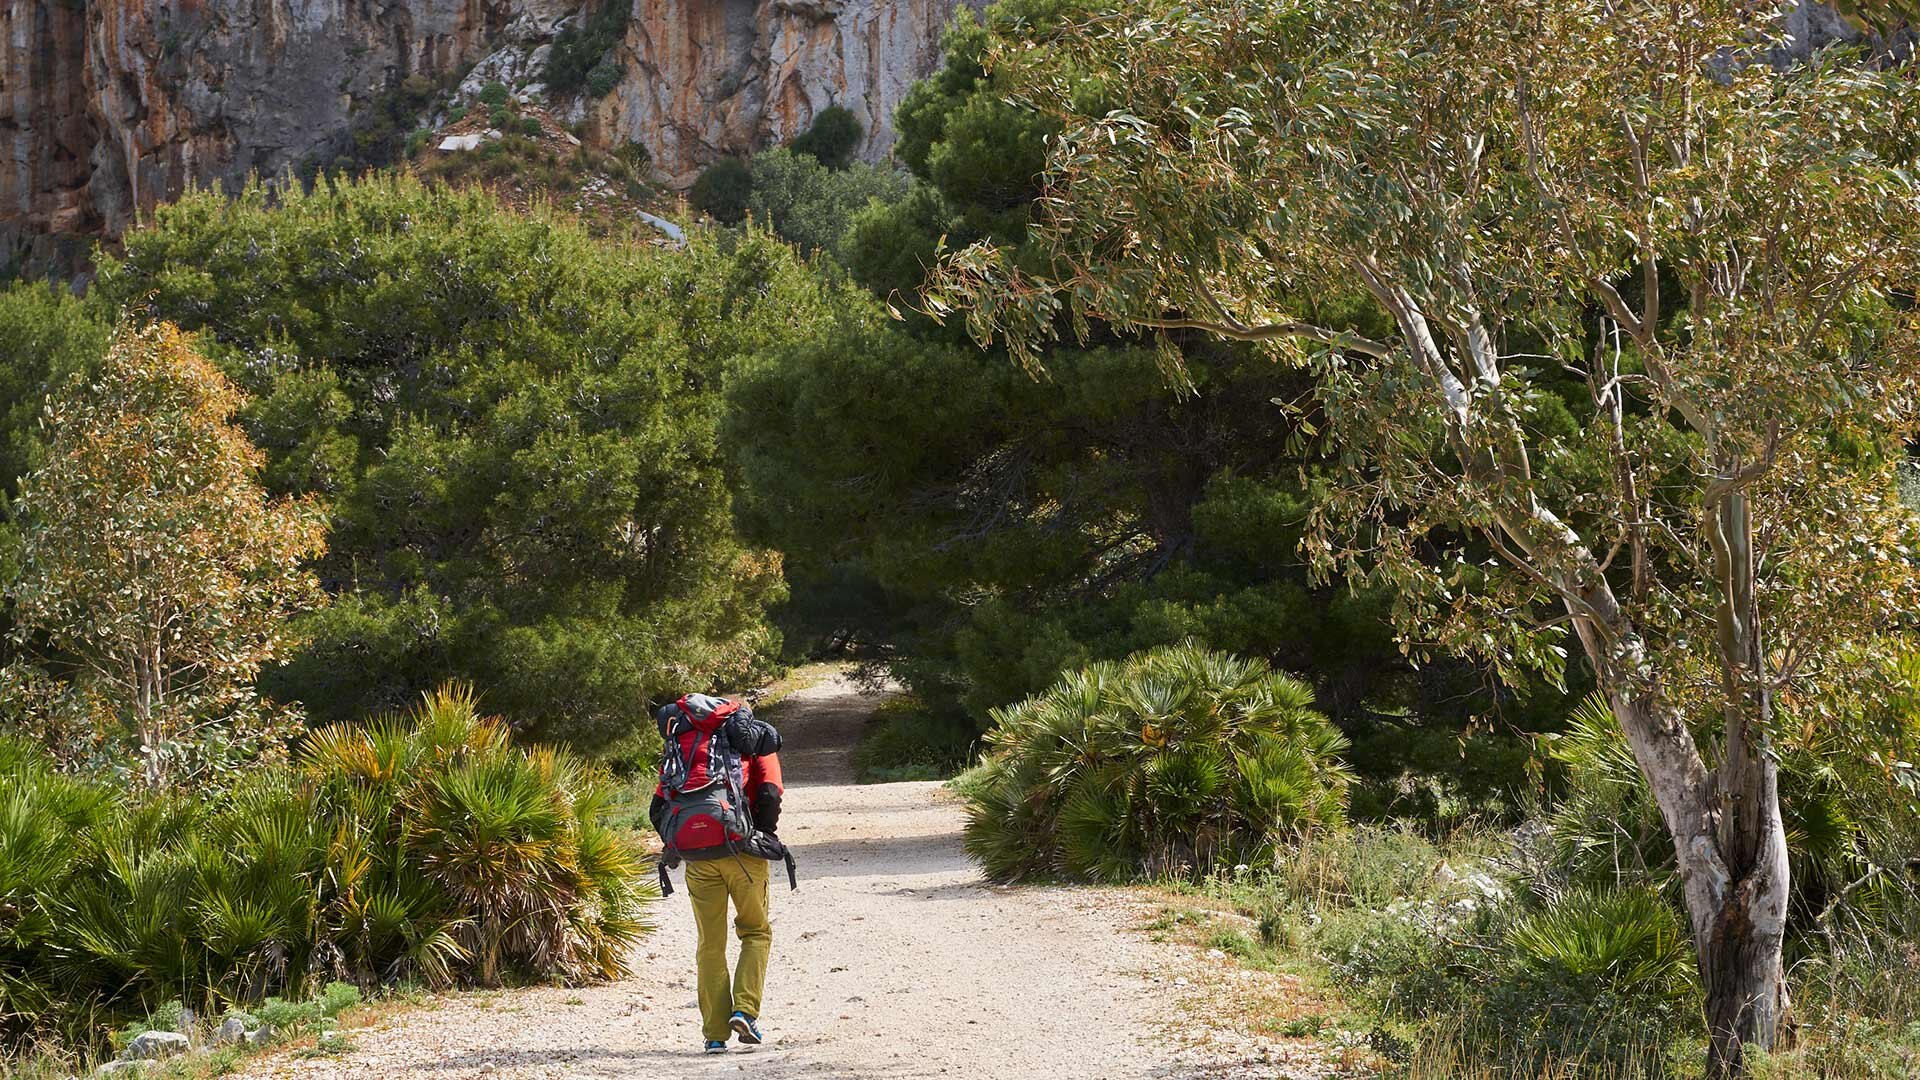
650, 693, 795, 1054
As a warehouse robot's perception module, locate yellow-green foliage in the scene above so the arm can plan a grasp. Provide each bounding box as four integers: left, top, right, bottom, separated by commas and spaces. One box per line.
0, 686, 652, 1054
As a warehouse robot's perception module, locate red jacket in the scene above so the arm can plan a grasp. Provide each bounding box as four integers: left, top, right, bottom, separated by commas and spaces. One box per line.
747, 751, 782, 796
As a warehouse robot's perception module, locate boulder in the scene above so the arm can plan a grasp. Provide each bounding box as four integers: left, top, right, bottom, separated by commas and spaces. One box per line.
212, 1018, 249, 1046
121, 1032, 189, 1061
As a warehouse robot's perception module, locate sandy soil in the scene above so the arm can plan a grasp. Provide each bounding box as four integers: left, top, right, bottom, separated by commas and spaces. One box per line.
237, 675, 1338, 1080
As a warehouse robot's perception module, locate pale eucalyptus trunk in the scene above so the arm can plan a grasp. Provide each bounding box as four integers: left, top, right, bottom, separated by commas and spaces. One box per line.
1364, 269, 1794, 1077
1571, 482, 1791, 1080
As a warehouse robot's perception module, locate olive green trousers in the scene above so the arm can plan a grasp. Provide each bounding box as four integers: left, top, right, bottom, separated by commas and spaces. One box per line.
683, 855, 771, 1042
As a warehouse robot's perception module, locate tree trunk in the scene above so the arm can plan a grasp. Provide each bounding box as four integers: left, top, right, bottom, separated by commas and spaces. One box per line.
1697, 486, 1792, 1078
1577, 625, 1790, 1078
1701, 853, 1791, 1078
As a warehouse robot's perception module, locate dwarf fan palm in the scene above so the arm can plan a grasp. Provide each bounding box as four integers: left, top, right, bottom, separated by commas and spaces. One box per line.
963, 642, 1352, 882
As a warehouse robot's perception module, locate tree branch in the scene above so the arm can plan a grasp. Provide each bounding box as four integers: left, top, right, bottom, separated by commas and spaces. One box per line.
1127, 314, 1393, 358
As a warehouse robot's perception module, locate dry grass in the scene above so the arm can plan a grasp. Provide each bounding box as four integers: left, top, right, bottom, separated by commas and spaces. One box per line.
1126, 891, 1375, 1074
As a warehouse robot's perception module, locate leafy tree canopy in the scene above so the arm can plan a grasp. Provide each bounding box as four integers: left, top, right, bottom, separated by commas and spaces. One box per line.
89, 175, 849, 748
788, 105, 865, 170
3, 322, 328, 787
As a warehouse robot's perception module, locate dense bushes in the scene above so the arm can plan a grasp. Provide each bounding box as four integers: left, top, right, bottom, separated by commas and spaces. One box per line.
746, 149, 907, 258
788, 105, 864, 169
0, 687, 651, 1052
544, 2, 630, 98
850, 696, 976, 782
1196, 828, 1705, 1076
960, 644, 1351, 882
74, 175, 836, 748
690, 158, 754, 224
1167, 676, 1920, 1077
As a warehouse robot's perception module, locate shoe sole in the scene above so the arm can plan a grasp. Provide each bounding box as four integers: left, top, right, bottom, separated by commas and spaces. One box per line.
729, 1016, 762, 1045
705, 1046, 728, 1055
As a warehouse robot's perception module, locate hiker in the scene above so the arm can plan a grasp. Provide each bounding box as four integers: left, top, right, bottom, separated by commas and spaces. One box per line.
650, 693, 796, 1054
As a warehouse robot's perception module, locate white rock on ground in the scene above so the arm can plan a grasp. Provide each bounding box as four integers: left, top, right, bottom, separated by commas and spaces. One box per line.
214, 1018, 249, 1046
121, 1032, 189, 1061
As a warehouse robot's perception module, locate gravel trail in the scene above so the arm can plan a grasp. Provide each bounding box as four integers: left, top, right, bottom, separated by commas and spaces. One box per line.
238, 675, 1325, 1080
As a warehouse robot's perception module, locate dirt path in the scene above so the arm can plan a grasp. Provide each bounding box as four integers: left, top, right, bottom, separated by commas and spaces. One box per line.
240, 675, 1332, 1080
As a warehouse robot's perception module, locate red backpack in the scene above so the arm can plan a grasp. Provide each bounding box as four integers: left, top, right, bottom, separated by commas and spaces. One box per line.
650, 694, 798, 895
652, 696, 754, 859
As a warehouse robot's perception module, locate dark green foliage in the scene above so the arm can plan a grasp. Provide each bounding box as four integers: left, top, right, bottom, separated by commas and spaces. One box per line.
334, 73, 442, 174
0, 282, 110, 501
746, 149, 907, 258
724, 300, 1558, 795
489, 106, 512, 129
849, 0, 1074, 301
545, 2, 631, 98
788, 105, 863, 169
690, 158, 754, 224
0, 687, 652, 1054
477, 82, 510, 109
585, 59, 622, 99
960, 643, 1351, 882
615, 141, 652, 173
91, 176, 831, 748
850, 696, 976, 782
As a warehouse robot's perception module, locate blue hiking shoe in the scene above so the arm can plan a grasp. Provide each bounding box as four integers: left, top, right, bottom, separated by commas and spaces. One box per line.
729, 1012, 764, 1045
704, 1040, 728, 1054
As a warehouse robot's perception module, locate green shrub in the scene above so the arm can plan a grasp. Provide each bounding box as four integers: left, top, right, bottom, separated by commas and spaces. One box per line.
489, 106, 512, 130
477, 82, 510, 109
615, 141, 651, 172
789, 105, 863, 169
851, 697, 975, 782
545, 2, 630, 97
746, 149, 907, 257
960, 642, 1352, 882
1472, 885, 1698, 1072
690, 158, 754, 224
585, 58, 622, 99
0, 688, 653, 1054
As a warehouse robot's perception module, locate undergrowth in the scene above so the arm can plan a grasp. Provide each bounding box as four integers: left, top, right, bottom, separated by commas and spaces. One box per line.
851, 696, 976, 783
1177, 824, 1920, 1079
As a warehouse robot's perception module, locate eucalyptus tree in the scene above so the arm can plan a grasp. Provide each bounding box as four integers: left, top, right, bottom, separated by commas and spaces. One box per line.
925, 0, 1920, 1072
6, 323, 328, 786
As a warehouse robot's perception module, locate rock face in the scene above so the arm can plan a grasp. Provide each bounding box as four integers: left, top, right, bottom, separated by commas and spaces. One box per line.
1, 0, 974, 270
602, 0, 980, 185
1, 0, 574, 273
